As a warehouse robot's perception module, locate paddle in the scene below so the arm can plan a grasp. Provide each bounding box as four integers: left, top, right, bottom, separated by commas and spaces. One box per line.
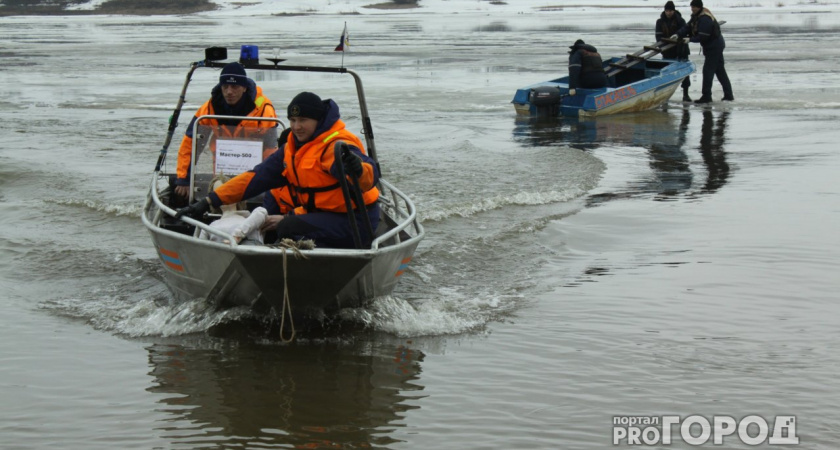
333, 142, 375, 249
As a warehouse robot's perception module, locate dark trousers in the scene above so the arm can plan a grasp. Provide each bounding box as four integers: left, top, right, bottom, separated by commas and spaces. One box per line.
701, 45, 733, 98
274, 204, 380, 249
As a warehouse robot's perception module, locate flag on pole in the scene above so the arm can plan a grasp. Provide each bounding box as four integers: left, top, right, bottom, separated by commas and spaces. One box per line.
335, 23, 349, 52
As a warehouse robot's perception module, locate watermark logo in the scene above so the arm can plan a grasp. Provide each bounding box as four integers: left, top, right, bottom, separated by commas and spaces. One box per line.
613, 415, 798, 446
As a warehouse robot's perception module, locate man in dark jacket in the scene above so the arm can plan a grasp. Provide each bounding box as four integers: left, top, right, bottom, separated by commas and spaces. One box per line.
673, 0, 734, 104
568, 39, 608, 96
656, 0, 692, 102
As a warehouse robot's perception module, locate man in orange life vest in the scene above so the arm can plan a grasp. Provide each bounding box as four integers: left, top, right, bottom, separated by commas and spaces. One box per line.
173, 62, 278, 198
177, 92, 381, 249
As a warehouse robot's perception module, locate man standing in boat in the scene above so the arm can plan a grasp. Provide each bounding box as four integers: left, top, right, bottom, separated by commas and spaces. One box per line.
173, 62, 278, 198
176, 92, 381, 249
672, 0, 734, 104
567, 39, 608, 97
656, 0, 692, 102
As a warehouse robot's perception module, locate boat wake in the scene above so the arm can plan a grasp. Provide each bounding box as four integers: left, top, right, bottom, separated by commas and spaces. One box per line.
419, 187, 588, 222
28, 243, 492, 339
33, 239, 539, 339
49, 197, 142, 218
340, 292, 504, 338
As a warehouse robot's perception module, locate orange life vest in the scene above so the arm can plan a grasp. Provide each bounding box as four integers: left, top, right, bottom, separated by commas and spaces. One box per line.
175, 86, 276, 180
266, 187, 295, 214
283, 120, 379, 214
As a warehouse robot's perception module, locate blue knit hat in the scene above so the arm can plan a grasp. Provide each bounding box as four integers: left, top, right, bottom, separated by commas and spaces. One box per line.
219, 62, 248, 87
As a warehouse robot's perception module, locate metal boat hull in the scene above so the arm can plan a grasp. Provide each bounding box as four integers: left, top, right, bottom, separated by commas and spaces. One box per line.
143, 178, 422, 316
147, 223, 419, 314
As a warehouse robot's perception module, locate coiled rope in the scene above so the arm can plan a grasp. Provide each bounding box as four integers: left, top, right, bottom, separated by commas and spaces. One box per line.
268, 238, 315, 342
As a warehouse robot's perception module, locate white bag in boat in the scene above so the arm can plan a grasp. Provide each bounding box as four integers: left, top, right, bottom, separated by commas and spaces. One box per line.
199, 207, 268, 244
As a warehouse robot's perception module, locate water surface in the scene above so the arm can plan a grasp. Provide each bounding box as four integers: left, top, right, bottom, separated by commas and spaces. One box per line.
1, 3, 839, 448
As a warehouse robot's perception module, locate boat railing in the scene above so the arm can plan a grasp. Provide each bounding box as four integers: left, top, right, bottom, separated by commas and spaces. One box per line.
145, 173, 242, 246
144, 58, 422, 252
144, 171, 422, 252
370, 179, 423, 250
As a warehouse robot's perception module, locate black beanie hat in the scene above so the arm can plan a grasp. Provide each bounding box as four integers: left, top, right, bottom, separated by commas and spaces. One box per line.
690, 0, 703, 8
664, 1, 676, 10
569, 39, 585, 50
219, 62, 248, 87
287, 92, 326, 121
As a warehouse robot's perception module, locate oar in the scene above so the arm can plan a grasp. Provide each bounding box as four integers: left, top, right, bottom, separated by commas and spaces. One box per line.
345, 155, 376, 247
338, 142, 376, 247
333, 142, 364, 249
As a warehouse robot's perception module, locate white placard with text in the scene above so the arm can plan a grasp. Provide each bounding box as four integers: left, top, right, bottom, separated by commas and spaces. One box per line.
215, 139, 262, 175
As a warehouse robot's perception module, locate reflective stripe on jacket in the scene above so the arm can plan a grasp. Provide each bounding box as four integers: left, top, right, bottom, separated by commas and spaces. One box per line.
283, 121, 379, 214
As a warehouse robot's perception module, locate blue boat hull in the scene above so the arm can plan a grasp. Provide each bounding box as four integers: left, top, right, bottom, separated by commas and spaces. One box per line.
512, 58, 695, 118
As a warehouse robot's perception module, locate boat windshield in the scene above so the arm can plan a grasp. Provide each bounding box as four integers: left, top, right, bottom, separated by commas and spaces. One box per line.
190, 116, 284, 180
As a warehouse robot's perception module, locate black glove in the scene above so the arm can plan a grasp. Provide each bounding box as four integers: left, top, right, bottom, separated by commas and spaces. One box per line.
175, 197, 210, 221
341, 150, 363, 178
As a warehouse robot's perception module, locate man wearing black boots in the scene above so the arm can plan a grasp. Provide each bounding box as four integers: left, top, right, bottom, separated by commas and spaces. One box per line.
672, 0, 734, 104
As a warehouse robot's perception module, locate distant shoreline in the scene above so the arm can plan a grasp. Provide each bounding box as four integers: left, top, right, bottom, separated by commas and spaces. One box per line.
0, 0, 421, 17
365, 2, 420, 10
0, 0, 215, 17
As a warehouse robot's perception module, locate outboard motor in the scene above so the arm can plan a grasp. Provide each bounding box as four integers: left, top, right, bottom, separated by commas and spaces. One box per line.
529, 86, 562, 117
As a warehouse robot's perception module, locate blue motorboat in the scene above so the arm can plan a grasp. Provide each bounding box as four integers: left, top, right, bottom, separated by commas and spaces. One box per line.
512, 40, 695, 118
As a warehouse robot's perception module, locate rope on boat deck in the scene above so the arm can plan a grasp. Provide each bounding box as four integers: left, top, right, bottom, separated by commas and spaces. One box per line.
268, 238, 315, 342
